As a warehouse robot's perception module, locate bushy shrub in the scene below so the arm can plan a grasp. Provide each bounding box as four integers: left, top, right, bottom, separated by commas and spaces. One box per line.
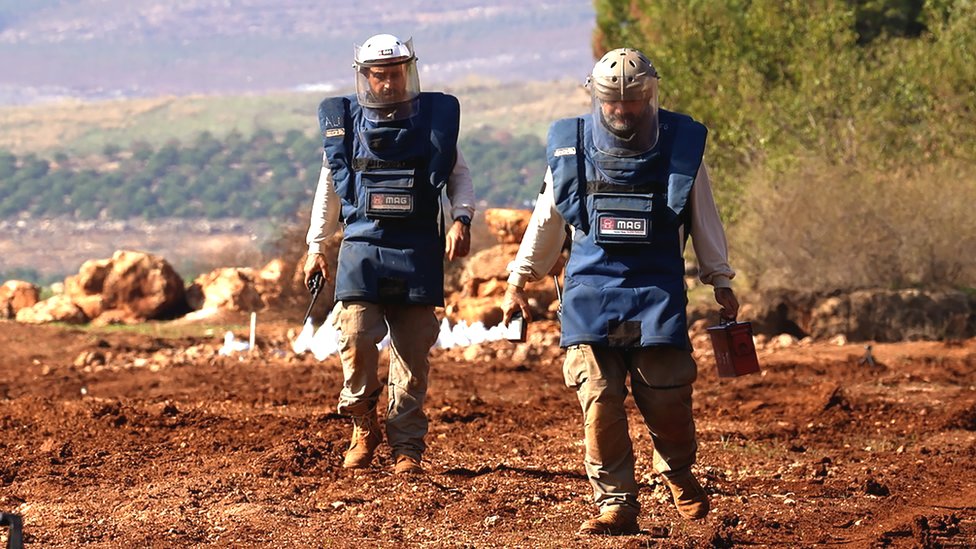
595, 0, 976, 291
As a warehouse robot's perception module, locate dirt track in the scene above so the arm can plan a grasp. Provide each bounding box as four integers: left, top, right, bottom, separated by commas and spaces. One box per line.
0, 317, 974, 547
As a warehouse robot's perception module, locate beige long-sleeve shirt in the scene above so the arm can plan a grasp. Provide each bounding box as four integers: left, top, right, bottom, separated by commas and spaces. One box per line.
305, 148, 476, 254
507, 162, 735, 289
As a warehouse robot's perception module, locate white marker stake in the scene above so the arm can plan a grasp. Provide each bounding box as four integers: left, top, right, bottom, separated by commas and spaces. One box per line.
249, 312, 257, 353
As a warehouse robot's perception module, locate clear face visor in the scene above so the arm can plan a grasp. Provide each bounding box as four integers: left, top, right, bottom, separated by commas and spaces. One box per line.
589, 83, 660, 157
355, 58, 421, 122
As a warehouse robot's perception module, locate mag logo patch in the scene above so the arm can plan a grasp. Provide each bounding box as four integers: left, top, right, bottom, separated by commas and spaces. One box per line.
369, 192, 413, 212
598, 216, 648, 237
553, 147, 576, 157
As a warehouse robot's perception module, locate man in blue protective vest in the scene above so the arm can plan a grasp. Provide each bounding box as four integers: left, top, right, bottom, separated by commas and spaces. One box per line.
501, 48, 739, 535
304, 33, 475, 476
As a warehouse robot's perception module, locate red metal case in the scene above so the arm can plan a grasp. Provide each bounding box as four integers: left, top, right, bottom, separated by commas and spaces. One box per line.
707, 321, 760, 378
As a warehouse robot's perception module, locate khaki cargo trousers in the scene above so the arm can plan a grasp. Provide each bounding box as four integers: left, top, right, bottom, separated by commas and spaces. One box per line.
333, 301, 440, 460
563, 344, 699, 513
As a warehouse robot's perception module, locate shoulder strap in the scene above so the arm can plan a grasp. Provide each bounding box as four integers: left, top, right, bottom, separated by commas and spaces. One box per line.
422, 92, 460, 190
659, 110, 707, 217
547, 116, 590, 233
318, 95, 357, 206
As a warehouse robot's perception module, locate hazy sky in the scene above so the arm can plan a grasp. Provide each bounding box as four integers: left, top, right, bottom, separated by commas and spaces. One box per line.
0, 0, 596, 103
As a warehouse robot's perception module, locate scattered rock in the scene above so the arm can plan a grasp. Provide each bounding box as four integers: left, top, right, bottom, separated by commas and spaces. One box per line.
772, 333, 798, 348
186, 267, 264, 312
74, 351, 106, 368
864, 478, 890, 496
483, 515, 501, 528
822, 386, 852, 412
828, 334, 848, 346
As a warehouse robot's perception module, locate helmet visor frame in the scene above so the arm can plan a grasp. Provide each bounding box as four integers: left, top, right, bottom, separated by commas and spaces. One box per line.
354, 36, 421, 121
588, 77, 660, 157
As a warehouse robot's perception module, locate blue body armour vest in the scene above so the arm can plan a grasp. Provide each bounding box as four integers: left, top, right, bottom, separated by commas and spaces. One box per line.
318, 92, 460, 306
548, 109, 707, 349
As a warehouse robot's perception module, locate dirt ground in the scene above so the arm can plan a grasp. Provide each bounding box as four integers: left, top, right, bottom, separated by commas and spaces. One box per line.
0, 315, 974, 548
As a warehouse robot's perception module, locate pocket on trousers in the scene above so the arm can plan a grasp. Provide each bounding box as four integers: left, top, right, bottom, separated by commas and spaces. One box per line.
330, 301, 344, 331
562, 345, 592, 388
333, 301, 370, 335
633, 346, 698, 388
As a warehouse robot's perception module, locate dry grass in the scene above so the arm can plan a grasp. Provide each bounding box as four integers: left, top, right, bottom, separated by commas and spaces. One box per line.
732, 158, 976, 291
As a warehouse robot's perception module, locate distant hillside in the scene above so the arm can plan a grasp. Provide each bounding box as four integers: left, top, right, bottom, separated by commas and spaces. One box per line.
0, 0, 595, 104
0, 80, 591, 225
0, 79, 590, 155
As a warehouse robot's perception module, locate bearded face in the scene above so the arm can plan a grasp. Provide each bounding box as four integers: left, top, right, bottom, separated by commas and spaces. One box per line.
591, 95, 659, 157
600, 100, 648, 136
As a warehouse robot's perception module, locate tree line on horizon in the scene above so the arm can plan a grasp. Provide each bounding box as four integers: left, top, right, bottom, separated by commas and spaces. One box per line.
0, 129, 544, 221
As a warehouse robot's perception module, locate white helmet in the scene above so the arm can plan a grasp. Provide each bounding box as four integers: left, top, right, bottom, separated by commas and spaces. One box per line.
354, 34, 421, 121
355, 33, 415, 67
586, 48, 660, 156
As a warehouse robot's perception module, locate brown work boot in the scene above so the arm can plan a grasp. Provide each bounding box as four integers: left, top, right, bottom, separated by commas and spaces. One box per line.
393, 454, 424, 475
578, 508, 640, 536
666, 471, 710, 519
342, 408, 381, 469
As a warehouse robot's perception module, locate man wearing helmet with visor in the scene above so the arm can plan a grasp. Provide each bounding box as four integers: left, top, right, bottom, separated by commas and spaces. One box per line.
588, 48, 660, 156
502, 48, 739, 535
304, 33, 475, 476
353, 34, 422, 122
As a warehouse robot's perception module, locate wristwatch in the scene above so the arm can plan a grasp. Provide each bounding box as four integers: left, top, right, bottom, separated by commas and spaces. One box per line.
455, 215, 472, 227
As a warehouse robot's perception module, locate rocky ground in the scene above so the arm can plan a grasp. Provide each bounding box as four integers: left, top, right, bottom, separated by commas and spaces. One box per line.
0, 315, 974, 547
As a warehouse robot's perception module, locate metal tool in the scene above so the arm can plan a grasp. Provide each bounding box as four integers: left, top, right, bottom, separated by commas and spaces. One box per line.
858, 344, 876, 367
552, 275, 563, 321
302, 272, 324, 326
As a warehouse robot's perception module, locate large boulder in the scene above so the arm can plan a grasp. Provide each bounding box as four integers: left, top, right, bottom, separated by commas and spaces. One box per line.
0, 280, 40, 319
64, 258, 112, 298
72, 295, 106, 320
254, 258, 285, 307
186, 268, 264, 312
808, 289, 972, 341
63, 258, 115, 319
446, 243, 559, 326
459, 243, 521, 295
100, 250, 187, 320
16, 295, 88, 324
51, 250, 186, 324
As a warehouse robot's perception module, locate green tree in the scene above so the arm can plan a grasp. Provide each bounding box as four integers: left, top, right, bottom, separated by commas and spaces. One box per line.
0, 150, 16, 178
19, 154, 50, 179
131, 140, 154, 162
184, 131, 224, 167
102, 143, 122, 160
147, 141, 181, 177
593, 0, 976, 290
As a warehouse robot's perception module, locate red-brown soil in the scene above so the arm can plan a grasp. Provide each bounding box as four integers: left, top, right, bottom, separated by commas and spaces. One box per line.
0, 317, 974, 547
